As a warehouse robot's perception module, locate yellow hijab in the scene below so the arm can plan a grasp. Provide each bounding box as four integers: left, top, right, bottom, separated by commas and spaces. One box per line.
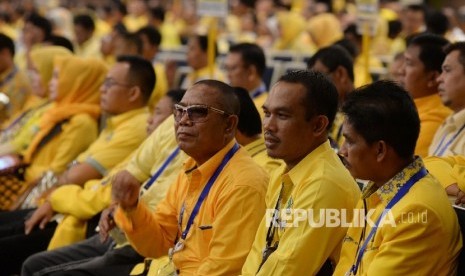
307, 13, 343, 49
29, 46, 73, 96
273, 11, 306, 50
23, 56, 108, 163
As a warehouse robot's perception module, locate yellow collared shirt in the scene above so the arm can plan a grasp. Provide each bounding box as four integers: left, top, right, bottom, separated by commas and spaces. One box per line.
115, 140, 269, 275
334, 158, 462, 276
429, 108, 465, 157
414, 94, 451, 157
243, 137, 282, 175
241, 141, 361, 275
76, 107, 149, 176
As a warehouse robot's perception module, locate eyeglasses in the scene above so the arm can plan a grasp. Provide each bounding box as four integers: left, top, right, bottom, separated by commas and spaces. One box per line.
173, 104, 230, 123
102, 77, 132, 90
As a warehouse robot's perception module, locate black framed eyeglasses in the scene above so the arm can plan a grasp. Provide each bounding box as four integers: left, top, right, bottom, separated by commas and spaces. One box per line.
173, 104, 230, 123
102, 77, 132, 90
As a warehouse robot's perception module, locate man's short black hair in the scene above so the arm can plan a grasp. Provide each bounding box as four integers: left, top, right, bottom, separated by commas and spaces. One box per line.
229, 42, 266, 77
73, 14, 95, 32
0, 33, 15, 56
234, 86, 261, 137
444, 42, 465, 71
25, 13, 52, 41
278, 70, 338, 130
307, 45, 354, 82
342, 80, 420, 159
194, 80, 240, 115
136, 26, 162, 47
117, 55, 156, 104
407, 32, 449, 72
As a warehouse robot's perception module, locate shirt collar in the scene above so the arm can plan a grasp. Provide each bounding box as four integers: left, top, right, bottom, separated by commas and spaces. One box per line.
448, 108, 465, 130
105, 107, 148, 129
277, 140, 333, 190
250, 83, 267, 99
183, 139, 238, 183
243, 137, 266, 157
362, 157, 425, 203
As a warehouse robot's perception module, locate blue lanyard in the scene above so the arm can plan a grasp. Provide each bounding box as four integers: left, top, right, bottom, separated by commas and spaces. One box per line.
349, 167, 427, 275
0, 66, 17, 87
143, 147, 180, 190
433, 124, 465, 156
251, 84, 267, 99
179, 143, 239, 240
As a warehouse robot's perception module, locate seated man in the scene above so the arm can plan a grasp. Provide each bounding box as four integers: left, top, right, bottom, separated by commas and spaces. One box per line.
20, 84, 271, 275
0, 55, 156, 275
233, 86, 282, 174
241, 71, 361, 275
113, 80, 268, 275
334, 80, 462, 275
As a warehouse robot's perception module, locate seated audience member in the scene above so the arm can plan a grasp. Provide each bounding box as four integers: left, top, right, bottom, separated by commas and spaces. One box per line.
400, 33, 451, 157
113, 80, 267, 275
429, 42, 465, 157
136, 26, 168, 110
0, 55, 155, 274
178, 35, 225, 89
225, 43, 268, 117
241, 71, 360, 275
233, 86, 282, 174
0, 46, 72, 155
0, 33, 33, 124
334, 80, 462, 275
308, 45, 355, 149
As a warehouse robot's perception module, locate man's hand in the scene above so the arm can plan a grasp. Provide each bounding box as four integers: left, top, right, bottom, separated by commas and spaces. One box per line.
99, 204, 117, 243
24, 201, 55, 235
111, 170, 141, 211
446, 183, 465, 205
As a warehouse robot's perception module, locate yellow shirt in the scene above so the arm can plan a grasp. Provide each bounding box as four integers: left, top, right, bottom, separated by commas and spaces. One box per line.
334, 158, 462, 276
76, 107, 149, 176
25, 113, 98, 182
48, 116, 184, 249
250, 84, 268, 119
414, 94, 452, 157
1, 101, 52, 153
148, 63, 168, 110
243, 138, 282, 175
241, 141, 361, 275
424, 155, 465, 191
115, 140, 269, 275
329, 111, 344, 150
0, 67, 32, 123
74, 35, 102, 58
429, 108, 465, 156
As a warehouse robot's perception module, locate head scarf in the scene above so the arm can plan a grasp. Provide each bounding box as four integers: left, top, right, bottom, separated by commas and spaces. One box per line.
29, 46, 73, 96
307, 13, 343, 48
273, 11, 306, 50
23, 56, 108, 162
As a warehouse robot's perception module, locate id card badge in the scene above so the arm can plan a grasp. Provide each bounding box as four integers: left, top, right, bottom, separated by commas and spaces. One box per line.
157, 248, 178, 276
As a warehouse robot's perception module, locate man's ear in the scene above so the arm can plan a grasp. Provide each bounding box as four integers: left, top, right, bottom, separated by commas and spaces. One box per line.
128, 86, 142, 103
427, 71, 440, 88
225, 115, 239, 135
312, 115, 330, 136
375, 140, 388, 163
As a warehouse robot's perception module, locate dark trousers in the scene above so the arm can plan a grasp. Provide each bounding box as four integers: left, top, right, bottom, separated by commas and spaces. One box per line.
22, 234, 144, 276
0, 208, 57, 276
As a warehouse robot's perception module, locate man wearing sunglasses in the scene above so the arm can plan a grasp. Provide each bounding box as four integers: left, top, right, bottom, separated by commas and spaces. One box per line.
111, 80, 269, 275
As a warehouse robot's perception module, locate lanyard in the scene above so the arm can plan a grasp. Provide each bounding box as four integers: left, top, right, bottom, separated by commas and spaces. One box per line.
0, 66, 17, 88
432, 124, 465, 156
178, 143, 240, 240
251, 84, 267, 99
349, 167, 427, 275
142, 147, 180, 190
